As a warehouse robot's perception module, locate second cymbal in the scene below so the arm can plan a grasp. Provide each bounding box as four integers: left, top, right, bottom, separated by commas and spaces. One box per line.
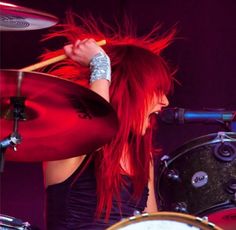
0, 1, 58, 31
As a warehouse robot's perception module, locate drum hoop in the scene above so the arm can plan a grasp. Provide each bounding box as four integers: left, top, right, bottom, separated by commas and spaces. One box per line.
166, 132, 236, 166
106, 212, 223, 230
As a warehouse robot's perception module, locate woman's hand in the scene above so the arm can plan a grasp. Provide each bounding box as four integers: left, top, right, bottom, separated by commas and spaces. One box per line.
64, 38, 105, 66
64, 38, 110, 102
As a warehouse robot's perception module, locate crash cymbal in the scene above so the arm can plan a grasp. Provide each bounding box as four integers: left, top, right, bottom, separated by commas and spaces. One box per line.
0, 2, 58, 31
0, 69, 118, 161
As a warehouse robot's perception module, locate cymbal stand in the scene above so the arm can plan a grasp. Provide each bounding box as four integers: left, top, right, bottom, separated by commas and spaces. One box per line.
0, 96, 25, 172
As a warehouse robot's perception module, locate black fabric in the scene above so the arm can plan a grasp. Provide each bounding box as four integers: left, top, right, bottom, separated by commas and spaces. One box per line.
46, 156, 148, 229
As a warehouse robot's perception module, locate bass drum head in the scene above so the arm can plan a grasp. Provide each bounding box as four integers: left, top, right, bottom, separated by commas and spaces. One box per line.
106, 212, 222, 230
157, 132, 236, 230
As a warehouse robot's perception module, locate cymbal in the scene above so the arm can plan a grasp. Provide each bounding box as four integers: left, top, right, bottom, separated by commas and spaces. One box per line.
0, 69, 119, 161
0, 2, 58, 31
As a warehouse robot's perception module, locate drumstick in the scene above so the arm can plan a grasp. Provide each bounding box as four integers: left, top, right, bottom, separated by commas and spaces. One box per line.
20, 39, 106, 72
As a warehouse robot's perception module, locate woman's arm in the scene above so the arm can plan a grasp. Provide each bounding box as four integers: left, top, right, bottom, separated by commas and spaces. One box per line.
44, 39, 111, 187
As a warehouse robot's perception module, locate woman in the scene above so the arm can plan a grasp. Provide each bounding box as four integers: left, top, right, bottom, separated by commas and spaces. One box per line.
42, 17, 175, 229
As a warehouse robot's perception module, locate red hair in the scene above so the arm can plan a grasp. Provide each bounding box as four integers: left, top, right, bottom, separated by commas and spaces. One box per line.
41, 14, 175, 220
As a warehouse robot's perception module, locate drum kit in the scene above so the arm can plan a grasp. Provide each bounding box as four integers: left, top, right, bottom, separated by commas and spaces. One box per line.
0, 1, 235, 230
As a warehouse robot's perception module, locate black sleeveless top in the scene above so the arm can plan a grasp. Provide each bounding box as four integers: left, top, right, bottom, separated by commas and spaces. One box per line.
46, 156, 149, 230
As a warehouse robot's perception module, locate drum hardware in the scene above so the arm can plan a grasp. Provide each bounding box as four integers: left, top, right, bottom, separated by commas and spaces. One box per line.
214, 142, 236, 162
160, 156, 181, 183
166, 169, 181, 182
213, 131, 236, 143
195, 216, 216, 229
201, 216, 209, 222
225, 179, 236, 195
160, 155, 170, 167
132, 210, 141, 216
172, 202, 188, 213
213, 132, 236, 162
0, 96, 25, 172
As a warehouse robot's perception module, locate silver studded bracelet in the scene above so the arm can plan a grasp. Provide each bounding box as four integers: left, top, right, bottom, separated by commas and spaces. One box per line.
89, 52, 111, 84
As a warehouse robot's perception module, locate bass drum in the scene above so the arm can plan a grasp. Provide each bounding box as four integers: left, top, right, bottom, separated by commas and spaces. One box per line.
157, 132, 236, 230
106, 212, 222, 230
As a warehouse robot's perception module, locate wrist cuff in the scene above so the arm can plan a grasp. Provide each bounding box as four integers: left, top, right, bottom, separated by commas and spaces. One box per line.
89, 52, 111, 84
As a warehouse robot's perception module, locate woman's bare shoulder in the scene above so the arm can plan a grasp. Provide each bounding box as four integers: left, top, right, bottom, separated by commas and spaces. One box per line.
43, 155, 86, 187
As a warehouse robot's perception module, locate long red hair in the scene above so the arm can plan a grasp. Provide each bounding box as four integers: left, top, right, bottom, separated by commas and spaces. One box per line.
41, 14, 175, 219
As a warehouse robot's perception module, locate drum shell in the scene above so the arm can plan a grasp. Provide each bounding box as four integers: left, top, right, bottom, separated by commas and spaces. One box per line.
157, 132, 236, 218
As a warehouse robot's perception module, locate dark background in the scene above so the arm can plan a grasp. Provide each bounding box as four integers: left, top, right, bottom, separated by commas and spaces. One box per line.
1, 0, 236, 229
